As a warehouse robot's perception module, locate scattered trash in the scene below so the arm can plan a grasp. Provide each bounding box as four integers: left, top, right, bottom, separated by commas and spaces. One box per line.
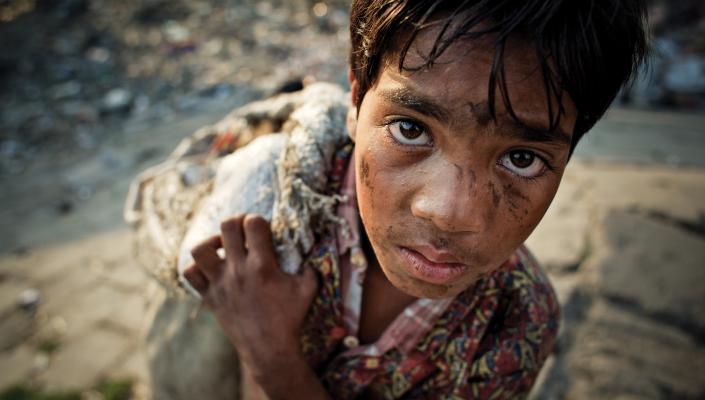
16, 288, 41, 311
101, 88, 133, 115
163, 21, 191, 43
51, 81, 82, 100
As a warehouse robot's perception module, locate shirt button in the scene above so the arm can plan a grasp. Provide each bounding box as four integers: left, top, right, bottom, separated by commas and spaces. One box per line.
343, 335, 359, 349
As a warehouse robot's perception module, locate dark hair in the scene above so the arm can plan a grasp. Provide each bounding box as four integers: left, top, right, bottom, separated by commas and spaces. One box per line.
349, 0, 649, 151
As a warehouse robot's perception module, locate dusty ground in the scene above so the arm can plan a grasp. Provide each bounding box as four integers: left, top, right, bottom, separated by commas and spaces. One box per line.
0, 104, 704, 399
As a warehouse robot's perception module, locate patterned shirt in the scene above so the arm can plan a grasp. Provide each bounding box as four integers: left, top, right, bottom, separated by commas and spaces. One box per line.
299, 143, 560, 399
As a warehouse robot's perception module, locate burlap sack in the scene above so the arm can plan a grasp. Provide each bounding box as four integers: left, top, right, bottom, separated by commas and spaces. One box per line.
124, 83, 350, 399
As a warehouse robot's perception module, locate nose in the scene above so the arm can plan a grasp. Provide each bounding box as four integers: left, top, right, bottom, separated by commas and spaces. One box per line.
410, 161, 491, 233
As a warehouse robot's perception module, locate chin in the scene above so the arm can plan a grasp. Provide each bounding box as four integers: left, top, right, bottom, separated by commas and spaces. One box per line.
384, 266, 472, 300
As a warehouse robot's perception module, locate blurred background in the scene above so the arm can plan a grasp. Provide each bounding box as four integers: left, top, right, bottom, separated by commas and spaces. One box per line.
0, 0, 703, 399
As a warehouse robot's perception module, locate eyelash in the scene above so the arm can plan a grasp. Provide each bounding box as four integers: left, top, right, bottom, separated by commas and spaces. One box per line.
499, 151, 556, 182
383, 118, 433, 147
382, 118, 555, 180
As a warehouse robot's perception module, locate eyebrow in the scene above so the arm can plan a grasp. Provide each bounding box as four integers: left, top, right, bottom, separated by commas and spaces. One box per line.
506, 119, 573, 146
379, 86, 572, 146
378, 87, 452, 122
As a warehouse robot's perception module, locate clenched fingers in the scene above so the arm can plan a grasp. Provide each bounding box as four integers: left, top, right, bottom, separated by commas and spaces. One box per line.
242, 214, 279, 275
190, 235, 224, 282
183, 263, 208, 294
221, 214, 247, 265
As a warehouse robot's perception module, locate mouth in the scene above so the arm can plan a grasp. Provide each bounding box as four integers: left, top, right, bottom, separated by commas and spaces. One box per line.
398, 246, 470, 285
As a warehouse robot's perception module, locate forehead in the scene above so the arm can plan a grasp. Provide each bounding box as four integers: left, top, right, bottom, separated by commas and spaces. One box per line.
378, 26, 577, 134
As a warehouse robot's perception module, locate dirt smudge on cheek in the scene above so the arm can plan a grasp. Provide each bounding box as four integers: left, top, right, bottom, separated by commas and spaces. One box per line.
487, 182, 500, 208
502, 183, 530, 223
453, 163, 462, 177
360, 156, 371, 187
466, 168, 476, 191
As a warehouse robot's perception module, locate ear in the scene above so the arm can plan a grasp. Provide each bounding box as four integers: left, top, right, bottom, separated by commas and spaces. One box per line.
347, 67, 358, 142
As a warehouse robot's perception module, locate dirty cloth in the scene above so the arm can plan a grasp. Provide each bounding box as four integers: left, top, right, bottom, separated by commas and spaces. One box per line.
124, 82, 350, 296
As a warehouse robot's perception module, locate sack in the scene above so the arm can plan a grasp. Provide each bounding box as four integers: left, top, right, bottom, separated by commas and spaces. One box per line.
124, 82, 350, 296
124, 83, 351, 400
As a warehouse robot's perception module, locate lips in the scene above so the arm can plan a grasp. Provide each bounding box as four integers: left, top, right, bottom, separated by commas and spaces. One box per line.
398, 246, 469, 285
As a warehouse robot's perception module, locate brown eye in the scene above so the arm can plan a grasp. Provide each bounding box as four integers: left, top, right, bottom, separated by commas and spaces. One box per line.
387, 120, 432, 146
398, 120, 424, 139
499, 150, 545, 178
509, 150, 535, 168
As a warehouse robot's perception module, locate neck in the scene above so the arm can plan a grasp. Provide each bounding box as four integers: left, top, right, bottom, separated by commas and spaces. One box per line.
358, 222, 417, 344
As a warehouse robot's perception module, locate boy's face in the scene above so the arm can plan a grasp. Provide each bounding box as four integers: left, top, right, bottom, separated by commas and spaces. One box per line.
349, 30, 577, 299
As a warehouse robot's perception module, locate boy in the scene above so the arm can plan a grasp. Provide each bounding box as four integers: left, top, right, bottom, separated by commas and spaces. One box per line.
161, 0, 648, 398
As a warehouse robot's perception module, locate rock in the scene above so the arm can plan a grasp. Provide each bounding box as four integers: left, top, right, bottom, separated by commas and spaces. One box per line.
546, 299, 705, 399
526, 168, 591, 273
163, 21, 190, 43
102, 88, 133, 115
16, 288, 41, 311
51, 81, 82, 100
596, 209, 705, 333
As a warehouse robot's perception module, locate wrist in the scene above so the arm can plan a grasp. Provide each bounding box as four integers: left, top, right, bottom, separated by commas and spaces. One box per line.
243, 344, 306, 382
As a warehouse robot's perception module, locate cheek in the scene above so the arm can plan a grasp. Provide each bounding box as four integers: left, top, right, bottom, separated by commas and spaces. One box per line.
354, 141, 413, 219
495, 179, 558, 242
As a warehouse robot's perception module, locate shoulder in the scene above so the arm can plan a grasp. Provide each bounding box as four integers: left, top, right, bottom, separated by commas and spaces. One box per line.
492, 244, 560, 332
466, 245, 559, 379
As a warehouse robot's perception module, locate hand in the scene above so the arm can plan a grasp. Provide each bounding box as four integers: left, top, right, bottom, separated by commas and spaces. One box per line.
182, 214, 319, 379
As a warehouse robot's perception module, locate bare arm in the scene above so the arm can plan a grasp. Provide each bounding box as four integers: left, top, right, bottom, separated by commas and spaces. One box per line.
183, 214, 330, 400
